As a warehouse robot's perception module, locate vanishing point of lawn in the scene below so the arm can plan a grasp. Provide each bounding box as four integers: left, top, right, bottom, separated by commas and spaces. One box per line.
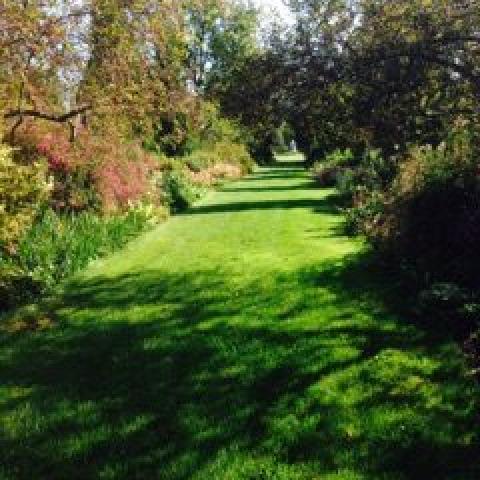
1, 155, 479, 479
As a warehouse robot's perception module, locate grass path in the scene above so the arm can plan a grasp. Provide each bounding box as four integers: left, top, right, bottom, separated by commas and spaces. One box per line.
1, 155, 479, 479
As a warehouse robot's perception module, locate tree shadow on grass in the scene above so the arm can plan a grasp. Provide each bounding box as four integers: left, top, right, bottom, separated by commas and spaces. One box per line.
220, 184, 317, 193
188, 194, 340, 215
248, 172, 305, 181
0, 255, 479, 479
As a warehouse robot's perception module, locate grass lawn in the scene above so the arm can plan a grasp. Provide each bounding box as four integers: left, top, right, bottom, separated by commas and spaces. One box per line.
0, 154, 479, 479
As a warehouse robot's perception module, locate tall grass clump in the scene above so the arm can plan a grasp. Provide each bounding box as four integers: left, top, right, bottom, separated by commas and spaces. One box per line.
0, 205, 167, 311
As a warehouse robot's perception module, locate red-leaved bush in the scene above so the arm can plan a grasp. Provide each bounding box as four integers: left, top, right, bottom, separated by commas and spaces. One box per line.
95, 144, 157, 211
37, 133, 76, 173
13, 121, 158, 212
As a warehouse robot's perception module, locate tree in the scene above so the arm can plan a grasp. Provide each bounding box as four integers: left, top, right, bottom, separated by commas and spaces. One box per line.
258, 0, 480, 159
1, 0, 193, 142
0, 0, 90, 141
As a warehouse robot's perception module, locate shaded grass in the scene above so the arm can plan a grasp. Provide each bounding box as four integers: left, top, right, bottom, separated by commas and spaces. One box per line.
0, 155, 478, 479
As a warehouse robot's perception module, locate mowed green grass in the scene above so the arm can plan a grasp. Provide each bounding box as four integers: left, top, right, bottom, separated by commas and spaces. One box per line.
1, 155, 479, 479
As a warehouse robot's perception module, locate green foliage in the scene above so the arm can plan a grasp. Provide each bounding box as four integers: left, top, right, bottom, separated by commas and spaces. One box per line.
6, 206, 161, 296
336, 168, 358, 200
0, 143, 50, 253
311, 163, 342, 187
202, 1, 259, 93
162, 170, 203, 212
311, 149, 355, 187
183, 140, 254, 175
324, 148, 355, 168
272, 123, 296, 153
357, 148, 396, 191
342, 131, 480, 332
213, 141, 255, 174
367, 134, 480, 280
0, 117, 251, 311
327, 149, 396, 228
152, 113, 197, 157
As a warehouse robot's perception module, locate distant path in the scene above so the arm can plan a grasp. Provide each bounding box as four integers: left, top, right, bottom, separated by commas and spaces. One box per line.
1, 154, 479, 480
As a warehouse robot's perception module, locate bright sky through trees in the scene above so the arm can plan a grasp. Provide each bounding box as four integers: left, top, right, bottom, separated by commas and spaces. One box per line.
254, 0, 294, 24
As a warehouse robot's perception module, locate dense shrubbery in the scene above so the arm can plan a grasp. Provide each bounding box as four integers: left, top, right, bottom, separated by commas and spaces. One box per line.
266, 0, 480, 365
313, 130, 480, 340
368, 137, 479, 281
162, 140, 253, 210
0, 119, 254, 312
188, 163, 243, 187
0, 137, 250, 311
365, 135, 480, 334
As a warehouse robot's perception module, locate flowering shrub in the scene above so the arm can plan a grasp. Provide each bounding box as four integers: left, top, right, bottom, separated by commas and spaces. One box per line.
0, 121, 253, 311
94, 144, 157, 212
14, 123, 159, 212
37, 133, 75, 173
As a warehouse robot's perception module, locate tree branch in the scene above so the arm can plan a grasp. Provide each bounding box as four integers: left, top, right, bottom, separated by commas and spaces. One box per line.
4, 105, 92, 123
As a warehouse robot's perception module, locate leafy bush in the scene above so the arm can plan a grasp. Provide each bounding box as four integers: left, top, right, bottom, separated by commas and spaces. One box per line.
366, 135, 480, 286
340, 132, 480, 335
162, 170, 203, 212
344, 190, 386, 235
215, 142, 254, 174
161, 140, 253, 209
336, 167, 357, 198
324, 148, 355, 167
337, 149, 398, 232
183, 141, 254, 175
358, 148, 396, 191
311, 149, 355, 187
334, 149, 396, 201
0, 142, 50, 254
